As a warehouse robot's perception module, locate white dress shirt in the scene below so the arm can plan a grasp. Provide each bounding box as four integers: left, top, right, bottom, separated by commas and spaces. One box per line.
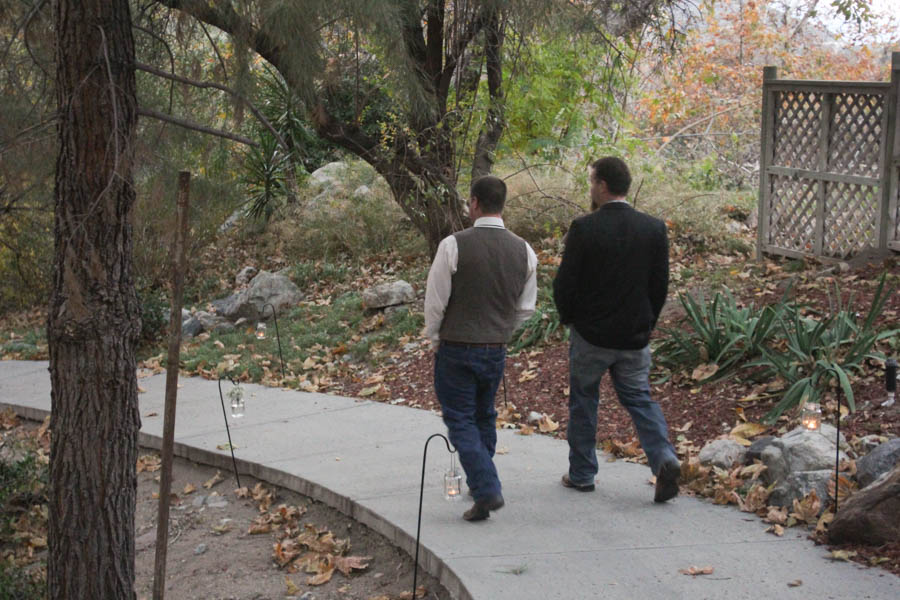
424, 216, 538, 348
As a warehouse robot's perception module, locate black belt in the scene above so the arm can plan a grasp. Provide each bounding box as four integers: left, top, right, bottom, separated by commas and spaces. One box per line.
441, 340, 505, 349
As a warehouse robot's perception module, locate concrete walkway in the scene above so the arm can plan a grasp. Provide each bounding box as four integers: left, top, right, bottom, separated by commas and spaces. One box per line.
2, 359, 897, 600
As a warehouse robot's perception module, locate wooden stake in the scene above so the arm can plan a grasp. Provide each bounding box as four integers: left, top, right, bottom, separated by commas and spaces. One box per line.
152, 171, 191, 600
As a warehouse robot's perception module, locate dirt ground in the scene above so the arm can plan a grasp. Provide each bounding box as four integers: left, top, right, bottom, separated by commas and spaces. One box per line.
134, 452, 449, 600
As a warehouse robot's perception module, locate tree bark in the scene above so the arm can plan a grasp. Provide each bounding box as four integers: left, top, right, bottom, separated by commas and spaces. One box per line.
48, 0, 140, 598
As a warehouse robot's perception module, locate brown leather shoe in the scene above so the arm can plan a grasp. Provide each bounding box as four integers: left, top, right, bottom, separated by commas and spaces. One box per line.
462, 494, 504, 521
561, 474, 595, 492
654, 460, 680, 503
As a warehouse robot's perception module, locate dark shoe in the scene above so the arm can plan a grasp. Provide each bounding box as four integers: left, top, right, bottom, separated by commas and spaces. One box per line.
561, 474, 595, 492
463, 494, 505, 521
654, 460, 680, 503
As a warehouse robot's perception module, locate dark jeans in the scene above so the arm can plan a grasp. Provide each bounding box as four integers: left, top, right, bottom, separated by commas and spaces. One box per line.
567, 328, 677, 486
434, 342, 506, 501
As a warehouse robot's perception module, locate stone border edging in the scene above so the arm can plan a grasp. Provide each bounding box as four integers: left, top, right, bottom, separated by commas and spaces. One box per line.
1, 402, 472, 600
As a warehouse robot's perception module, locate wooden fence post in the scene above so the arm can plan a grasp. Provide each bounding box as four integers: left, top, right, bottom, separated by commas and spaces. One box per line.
152, 171, 191, 600
756, 66, 777, 261
881, 52, 899, 250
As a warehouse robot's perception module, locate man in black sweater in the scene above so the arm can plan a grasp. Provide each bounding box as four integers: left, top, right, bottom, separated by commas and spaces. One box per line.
553, 157, 680, 502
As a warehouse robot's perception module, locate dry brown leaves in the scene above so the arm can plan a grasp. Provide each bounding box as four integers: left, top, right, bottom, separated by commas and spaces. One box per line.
239, 483, 371, 587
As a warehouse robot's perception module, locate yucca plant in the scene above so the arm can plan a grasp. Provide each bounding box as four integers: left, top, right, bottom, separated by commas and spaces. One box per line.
752, 273, 897, 423
655, 288, 783, 381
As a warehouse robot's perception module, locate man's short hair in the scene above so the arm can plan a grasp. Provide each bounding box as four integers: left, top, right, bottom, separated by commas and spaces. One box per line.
470, 176, 506, 214
591, 157, 631, 196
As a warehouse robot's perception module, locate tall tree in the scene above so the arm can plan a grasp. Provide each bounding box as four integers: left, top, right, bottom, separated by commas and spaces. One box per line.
155, 0, 668, 254
48, 0, 140, 597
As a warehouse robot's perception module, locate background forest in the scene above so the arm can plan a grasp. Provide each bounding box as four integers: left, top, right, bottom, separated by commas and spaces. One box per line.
1, 0, 896, 317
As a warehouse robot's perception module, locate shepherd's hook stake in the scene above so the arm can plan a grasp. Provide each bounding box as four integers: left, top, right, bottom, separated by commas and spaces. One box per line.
217, 376, 242, 488
413, 433, 456, 599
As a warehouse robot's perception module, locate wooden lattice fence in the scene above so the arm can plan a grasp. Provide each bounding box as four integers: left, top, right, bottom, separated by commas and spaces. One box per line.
757, 52, 900, 260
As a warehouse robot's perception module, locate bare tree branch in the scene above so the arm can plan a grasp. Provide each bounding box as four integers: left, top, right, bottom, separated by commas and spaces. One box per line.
137, 107, 258, 146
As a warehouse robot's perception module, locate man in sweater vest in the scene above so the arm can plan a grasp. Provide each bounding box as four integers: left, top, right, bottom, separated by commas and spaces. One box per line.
553, 157, 680, 503
425, 175, 537, 521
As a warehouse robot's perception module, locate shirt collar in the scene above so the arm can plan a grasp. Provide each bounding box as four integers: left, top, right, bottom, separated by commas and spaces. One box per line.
474, 216, 505, 228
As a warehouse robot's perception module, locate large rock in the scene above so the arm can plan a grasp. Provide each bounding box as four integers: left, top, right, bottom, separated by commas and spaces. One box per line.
309, 161, 350, 189
828, 464, 900, 545
699, 439, 746, 469
857, 438, 900, 488
235, 266, 258, 286
769, 470, 833, 510
760, 425, 848, 507
181, 317, 203, 338
362, 280, 415, 309
745, 435, 777, 464
216, 271, 304, 322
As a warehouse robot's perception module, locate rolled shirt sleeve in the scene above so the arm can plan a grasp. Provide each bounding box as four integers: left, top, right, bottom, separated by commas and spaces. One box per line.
424, 236, 458, 348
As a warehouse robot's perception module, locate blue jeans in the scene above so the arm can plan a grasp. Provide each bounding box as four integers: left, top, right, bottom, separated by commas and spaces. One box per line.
434, 343, 506, 501
567, 328, 677, 486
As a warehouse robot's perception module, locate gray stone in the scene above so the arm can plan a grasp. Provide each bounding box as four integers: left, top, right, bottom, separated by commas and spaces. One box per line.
217, 271, 304, 322
745, 436, 777, 464
769, 469, 833, 510
352, 184, 371, 199
194, 543, 208, 555
181, 308, 191, 322
760, 445, 788, 486
208, 498, 229, 508
780, 424, 848, 471
299, 592, 316, 600
698, 439, 747, 469
857, 437, 900, 488
362, 280, 415, 309
191, 495, 207, 508
309, 161, 349, 190
181, 317, 203, 338
725, 221, 747, 234
829, 464, 900, 545
195, 310, 227, 332
235, 266, 258, 286
219, 208, 244, 233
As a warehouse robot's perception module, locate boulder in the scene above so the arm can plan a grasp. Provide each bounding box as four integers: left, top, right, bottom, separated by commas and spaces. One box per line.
181, 317, 203, 338
216, 271, 303, 322
362, 280, 415, 309
857, 437, 900, 488
745, 435, 777, 464
235, 266, 258, 286
780, 424, 848, 471
309, 161, 350, 190
769, 470, 833, 510
828, 464, 900, 545
698, 439, 747, 469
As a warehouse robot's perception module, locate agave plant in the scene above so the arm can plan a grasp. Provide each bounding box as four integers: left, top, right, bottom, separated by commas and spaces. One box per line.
751, 273, 897, 423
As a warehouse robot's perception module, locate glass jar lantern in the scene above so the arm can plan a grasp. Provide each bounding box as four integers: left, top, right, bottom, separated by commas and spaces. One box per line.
800, 402, 821, 431
255, 322, 267, 339
228, 384, 245, 418
443, 453, 462, 501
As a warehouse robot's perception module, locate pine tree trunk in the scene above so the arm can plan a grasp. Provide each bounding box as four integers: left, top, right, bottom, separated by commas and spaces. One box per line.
48, 1, 140, 598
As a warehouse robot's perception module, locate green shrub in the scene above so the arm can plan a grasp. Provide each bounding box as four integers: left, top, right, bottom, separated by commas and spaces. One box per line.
750, 273, 897, 423
137, 287, 169, 344
655, 288, 783, 381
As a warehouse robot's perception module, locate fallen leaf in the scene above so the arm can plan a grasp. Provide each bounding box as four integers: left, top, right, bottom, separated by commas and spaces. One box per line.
495, 446, 509, 455
284, 576, 300, 596
137, 455, 161, 473
334, 555, 372, 576
137, 386, 147, 394
518, 369, 537, 383
517, 424, 535, 436
766, 524, 785, 536
679, 566, 714, 576
691, 363, 719, 381
537, 414, 559, 433
183, 483, 196, 495
359, 385, 381, 397
829, 550, 857, 562
203, 471, 224, 489
306, 555, 335, 586
730, 422, 766, 439
144, 412, 158, 417
787, 579, 803, 587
